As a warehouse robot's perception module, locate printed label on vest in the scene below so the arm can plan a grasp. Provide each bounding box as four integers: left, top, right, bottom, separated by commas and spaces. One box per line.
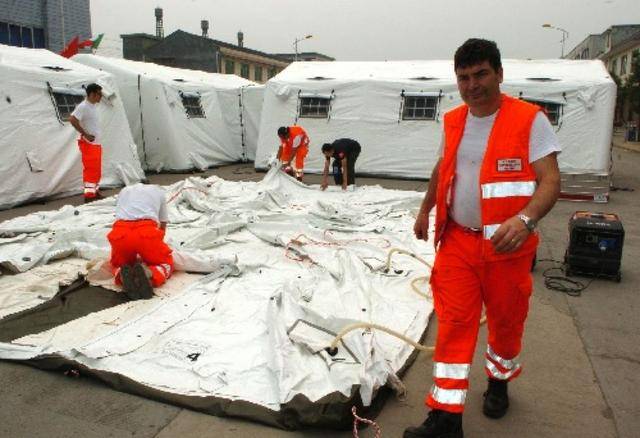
497, 158, 522, 172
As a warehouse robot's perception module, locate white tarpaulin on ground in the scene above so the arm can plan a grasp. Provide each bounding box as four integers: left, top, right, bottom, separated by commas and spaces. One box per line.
255, 59, 616, 178
0, 45, 145, 209
73, 55, 264, 171
0, 168, 434, 428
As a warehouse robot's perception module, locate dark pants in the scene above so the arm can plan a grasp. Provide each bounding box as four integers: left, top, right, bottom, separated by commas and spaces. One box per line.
333, 147, 361, 186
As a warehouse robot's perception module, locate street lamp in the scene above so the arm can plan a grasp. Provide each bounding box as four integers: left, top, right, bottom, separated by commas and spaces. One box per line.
542, 23, 569, 58
293, 34, 313, 61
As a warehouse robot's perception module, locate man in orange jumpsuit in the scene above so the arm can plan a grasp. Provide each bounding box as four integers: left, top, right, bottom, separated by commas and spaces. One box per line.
69, 83, 104, 203
107, 183, 174, 300
404, 39, 561, 437
276, 125, 310, 181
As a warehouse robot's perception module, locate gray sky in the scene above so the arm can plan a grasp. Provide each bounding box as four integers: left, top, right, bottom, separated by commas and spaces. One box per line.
91, 0, 640, 60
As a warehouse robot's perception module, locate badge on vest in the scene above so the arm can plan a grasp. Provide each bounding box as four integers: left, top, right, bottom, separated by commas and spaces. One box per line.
497, 158, 522, 172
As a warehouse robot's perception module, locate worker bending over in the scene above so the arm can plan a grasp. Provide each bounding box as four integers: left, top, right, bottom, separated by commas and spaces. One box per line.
69, 83, 103, 203
107, 183, 174, 300
320, 138, 362, 191
405, 38, 561, 438
277, 125, 310, 181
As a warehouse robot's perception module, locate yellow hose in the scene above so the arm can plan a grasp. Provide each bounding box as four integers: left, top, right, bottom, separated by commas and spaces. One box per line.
327, 247, 486, 356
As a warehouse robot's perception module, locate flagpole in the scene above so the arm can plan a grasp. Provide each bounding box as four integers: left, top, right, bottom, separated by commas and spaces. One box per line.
60, 0, 66, 46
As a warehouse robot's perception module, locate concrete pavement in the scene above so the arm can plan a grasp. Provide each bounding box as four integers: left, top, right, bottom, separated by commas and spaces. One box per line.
1, 149, 638, 437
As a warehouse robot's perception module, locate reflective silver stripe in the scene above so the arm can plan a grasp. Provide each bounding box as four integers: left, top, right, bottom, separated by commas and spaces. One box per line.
487, 346, 520, 370
481, 181, 536, 199
433, 362, 470, 380
485, 359, 521, 380
85, 182, 97, 188
430, 385, 467, 405
483, 224, 501, 239
161, 264, 172, 277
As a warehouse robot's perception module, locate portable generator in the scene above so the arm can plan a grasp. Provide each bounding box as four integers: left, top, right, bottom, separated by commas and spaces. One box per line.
564, 211, 624, 282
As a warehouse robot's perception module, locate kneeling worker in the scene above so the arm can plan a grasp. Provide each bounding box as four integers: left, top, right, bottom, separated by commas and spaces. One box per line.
321, 138, 362, 191
277, 125, 310, 181
107, 183, 174, 300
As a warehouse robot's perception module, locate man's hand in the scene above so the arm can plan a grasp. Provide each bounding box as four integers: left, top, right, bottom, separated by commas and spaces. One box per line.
414, 212, 430, 241
490, 215, 530, 253
320, 179, 329, 191
341, 183, 347, 191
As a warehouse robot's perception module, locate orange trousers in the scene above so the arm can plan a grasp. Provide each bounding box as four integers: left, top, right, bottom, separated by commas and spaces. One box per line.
78, 139, 102, 199
426, 222, 535, 413
107, 220, 174, 287
281, 146, 308, 175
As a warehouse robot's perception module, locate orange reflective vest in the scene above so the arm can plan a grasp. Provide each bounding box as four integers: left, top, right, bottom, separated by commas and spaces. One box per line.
281, 125, 309, 161
434, 94, 540, 259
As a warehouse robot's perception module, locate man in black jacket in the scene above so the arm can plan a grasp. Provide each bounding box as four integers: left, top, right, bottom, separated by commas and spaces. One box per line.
320, 138, 362, 191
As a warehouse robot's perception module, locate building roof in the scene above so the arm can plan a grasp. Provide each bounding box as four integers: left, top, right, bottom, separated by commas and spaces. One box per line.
600, 30, 640, 60
142, 30, 287, 64
272, 52, 335, 61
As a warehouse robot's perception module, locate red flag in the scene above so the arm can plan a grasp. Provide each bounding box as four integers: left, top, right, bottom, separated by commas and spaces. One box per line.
79, 38, 94, 49
60, 36, 80, 58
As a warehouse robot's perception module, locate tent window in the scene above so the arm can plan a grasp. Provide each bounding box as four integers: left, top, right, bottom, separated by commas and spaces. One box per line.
52, 92, 84, 122
402, 95, 438, 120
299, 97, 331, 118
523, 99, 561, 126
181, 94, 205, 118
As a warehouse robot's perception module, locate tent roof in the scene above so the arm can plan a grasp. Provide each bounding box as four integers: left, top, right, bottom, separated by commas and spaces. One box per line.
272, 59, 613, 85
73, 54, 257, 89
0, 44, 109, 78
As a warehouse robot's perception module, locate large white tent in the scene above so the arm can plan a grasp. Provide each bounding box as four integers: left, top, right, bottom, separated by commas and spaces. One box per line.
73, 55, 263, 171
255, 60, 616, 200
0, 45, 145, 209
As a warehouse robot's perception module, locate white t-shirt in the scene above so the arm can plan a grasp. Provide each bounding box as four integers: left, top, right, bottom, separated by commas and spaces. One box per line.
70, 100, 100, 144
438, 111, 561, 229
115, 184, 168, 223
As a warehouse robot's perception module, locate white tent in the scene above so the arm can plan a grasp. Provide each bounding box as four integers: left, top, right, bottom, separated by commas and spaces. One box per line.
0, 45, 145, 209
255, 60, 616, 199
73, 55, 263, 171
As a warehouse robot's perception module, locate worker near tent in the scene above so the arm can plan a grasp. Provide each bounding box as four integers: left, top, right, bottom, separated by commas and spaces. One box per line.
320, 138, 362, 191
69, 83, 104, 203
107, 183, 174, 300
276, 125, 310, 181
405, 38, 561, 438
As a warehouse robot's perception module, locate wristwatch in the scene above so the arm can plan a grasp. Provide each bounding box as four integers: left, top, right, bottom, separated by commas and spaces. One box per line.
518, 213, 537, 232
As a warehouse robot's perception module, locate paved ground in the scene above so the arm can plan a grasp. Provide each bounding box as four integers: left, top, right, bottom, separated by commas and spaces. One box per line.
0, 149, 638, 438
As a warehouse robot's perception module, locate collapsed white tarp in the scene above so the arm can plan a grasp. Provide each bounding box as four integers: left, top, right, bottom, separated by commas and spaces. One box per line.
255, 59, 616, 178
0, 45, 145, 209
73, 55, 263, 171
0, 168, 434, 427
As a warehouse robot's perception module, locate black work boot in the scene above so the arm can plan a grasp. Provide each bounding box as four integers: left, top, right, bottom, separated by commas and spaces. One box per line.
403, 409, 464, 438
121, 263, 154, 300
483, 378, 509, 419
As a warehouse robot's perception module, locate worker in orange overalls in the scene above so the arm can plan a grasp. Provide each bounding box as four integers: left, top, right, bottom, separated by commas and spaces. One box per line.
107, 183, 174, 300
404, 39, 561, 438
276, 125, 310, 181
69, 83, 104, 203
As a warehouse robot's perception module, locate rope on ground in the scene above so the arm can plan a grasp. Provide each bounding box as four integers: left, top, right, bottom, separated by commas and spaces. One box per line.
352, 406, 381, 438
167, 186, 209, 204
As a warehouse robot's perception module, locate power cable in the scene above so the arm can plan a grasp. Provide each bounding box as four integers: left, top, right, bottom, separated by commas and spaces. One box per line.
537, 258, 595, 297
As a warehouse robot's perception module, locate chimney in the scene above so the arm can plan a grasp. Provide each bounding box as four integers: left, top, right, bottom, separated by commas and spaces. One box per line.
201, 20, 209, 38
155, 7, 164, 38
237, 31, 244, 48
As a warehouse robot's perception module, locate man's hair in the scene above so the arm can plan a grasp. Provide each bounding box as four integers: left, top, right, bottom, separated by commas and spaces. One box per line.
277, 126, 289, 138
86, 83, 102, 96
321, 143, 334, 153
454, 38, 502, 72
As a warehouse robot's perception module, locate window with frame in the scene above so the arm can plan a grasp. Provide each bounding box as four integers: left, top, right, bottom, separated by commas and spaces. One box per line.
402, 95, 438, 120
240, 63, 250, 79
299, 96, 331, 118
620, 55, 627, 75
254, 66, 263, 82
225, 60, 235, 74
51, 92, 85, 122
268, 67, 277, 79
180, 92, 205, 118
522, 99, 562, 126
